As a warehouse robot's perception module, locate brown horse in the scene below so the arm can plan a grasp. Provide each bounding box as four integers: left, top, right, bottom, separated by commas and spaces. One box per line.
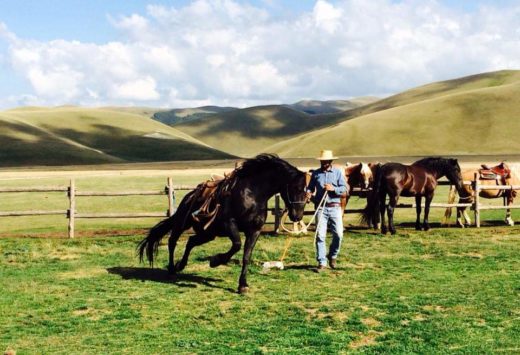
444, 162, 519, 227
340, 162, 377, 213
361, 157, 466, 234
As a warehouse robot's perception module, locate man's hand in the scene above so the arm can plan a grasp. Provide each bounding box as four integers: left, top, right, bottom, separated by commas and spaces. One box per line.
324, 183, 335, 191
305, 191, 313, 200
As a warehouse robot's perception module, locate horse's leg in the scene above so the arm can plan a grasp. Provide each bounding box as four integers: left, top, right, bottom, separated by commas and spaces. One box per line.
456, 205, 465, 228
415, 196, 422, 230
387, 195, 398, 235
238, 230, 261, 294
423, 193, 434, 231
505, 191, 515, 226
462, 207, 472, 227
209, 219, 242, 267
167, 223, 185, 274
380, 192, 387, 234
174, 233, 214, 272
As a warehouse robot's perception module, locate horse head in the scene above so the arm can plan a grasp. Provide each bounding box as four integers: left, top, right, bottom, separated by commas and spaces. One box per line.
281, 171, 308, 222
443, 158, 465, 193
345, 162, 374, 189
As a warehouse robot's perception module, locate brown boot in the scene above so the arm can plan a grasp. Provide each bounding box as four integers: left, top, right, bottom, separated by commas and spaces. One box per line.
315, 264, 327, 273
328, 256, 337, 269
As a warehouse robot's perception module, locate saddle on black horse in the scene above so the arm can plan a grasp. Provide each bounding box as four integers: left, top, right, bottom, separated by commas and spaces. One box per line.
188, 172, 237, 230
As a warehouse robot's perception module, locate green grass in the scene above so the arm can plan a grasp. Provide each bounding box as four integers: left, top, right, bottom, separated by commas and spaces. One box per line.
1, 171, 520, 353
1, 227, 519, 353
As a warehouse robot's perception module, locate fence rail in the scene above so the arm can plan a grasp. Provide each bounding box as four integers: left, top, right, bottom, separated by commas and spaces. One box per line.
0, 174, 518, 237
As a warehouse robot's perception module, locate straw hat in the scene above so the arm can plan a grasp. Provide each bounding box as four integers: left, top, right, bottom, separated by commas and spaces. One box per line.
316, 150, 338, 160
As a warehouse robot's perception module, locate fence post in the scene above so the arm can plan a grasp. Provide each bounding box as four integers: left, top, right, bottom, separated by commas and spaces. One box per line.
274, 194, 281, 233
167, 177, 174, 216
474, 172, 480, 228
68, 179, 75, 238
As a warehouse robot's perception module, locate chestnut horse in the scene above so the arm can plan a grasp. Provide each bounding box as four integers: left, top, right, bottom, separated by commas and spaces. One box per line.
340, 162, 377, 213
361, 157, 466, 234
444, 162, 519, 227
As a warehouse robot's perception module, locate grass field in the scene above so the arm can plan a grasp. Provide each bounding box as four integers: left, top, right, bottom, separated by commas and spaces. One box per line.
1, 226, 519, 353
1, 169, 520, 353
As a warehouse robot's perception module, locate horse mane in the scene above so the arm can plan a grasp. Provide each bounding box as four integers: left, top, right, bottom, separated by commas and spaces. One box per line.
413, 157, 454, 172
234, 153, 302, 180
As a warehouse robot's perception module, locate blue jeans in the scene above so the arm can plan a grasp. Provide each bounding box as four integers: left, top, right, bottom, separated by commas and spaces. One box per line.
315, 206, 343, 266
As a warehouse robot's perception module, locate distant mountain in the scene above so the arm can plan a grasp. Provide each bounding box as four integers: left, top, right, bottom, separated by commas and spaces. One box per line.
152, 106, 238, 125
173, 105, 351, 157
286, 97, 379, 114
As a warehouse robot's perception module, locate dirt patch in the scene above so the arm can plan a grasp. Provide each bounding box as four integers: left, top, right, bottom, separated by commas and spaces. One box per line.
58, 268, 107, 279
72, 306, 112, 321
362, 317, 382, 328
349, 331, 381, 349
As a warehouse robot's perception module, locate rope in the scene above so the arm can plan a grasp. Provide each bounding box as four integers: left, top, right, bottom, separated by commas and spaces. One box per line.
279, 191, 328, 262
280, 191, 329, 235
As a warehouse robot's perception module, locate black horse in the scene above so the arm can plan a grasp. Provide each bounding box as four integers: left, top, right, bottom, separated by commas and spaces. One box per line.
138, 154, 308, 294
361, 157, 466, 234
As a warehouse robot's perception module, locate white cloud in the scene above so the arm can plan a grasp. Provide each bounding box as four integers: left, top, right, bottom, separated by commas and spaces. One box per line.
313, 0, 343, 34
1, 1, 520, 108
110, 77, 159, 101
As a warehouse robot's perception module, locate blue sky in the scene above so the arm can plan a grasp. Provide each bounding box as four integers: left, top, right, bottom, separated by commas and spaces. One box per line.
1, 0, 519, 108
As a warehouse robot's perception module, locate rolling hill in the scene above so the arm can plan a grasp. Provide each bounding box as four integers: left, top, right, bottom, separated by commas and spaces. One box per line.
173, 105, 355, 157
268, 70, 520, 157
0, 107, 234, 167
286, 97, 379, 114
152, 106, 239, 125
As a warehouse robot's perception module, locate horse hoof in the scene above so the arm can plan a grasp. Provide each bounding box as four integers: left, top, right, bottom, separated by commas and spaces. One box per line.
423, 226, 430, 231
167, 264, 176, 275
174, 262, 185, 273
415, 225, 422, 231
209, 256, 221, 268
238, 286, 250, 294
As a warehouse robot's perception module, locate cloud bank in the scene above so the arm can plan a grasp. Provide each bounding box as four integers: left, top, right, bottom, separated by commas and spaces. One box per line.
1, 0, 519, 108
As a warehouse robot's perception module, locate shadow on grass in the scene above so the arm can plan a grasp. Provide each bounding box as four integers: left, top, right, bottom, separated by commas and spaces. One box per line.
107, 267, 233, 291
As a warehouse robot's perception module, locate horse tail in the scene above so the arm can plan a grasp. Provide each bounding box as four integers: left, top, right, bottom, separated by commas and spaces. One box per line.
137, 191, 195, 266
137, 216, 176, 266
361, 164, 382, 227
443, 185, 457, 225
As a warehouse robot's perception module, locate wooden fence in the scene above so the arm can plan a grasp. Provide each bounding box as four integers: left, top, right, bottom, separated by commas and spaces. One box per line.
0, 175, 519, 237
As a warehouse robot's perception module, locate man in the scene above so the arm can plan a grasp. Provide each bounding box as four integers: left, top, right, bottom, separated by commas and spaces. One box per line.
306, 150, 348, 271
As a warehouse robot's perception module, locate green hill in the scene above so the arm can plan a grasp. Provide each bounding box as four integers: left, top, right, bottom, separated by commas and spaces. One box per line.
0, 107, 234, 167
286, 97, 379, 114
269, 70, 520, 157
153, 106, 238, 125
174, 105, 353, 157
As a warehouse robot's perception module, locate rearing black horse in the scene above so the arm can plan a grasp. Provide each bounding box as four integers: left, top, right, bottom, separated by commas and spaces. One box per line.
361, 157, 466, 234
138, 154, 307, 294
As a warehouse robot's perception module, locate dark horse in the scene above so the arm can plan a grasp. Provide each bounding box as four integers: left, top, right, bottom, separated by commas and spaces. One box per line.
137, 154, 307, 294
361, 157, 466, 234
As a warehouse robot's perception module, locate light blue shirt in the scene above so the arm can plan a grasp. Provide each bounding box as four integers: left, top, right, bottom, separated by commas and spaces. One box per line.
306, 167, 348, 205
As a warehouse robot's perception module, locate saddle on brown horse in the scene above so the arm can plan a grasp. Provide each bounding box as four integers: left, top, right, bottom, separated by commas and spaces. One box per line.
479, 163, 511, 182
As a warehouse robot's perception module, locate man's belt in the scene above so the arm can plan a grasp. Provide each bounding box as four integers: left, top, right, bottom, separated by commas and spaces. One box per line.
325, 202, 341, 207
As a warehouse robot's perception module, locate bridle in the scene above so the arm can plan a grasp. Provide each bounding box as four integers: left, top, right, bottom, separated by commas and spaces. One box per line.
284, 184, 308, 206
